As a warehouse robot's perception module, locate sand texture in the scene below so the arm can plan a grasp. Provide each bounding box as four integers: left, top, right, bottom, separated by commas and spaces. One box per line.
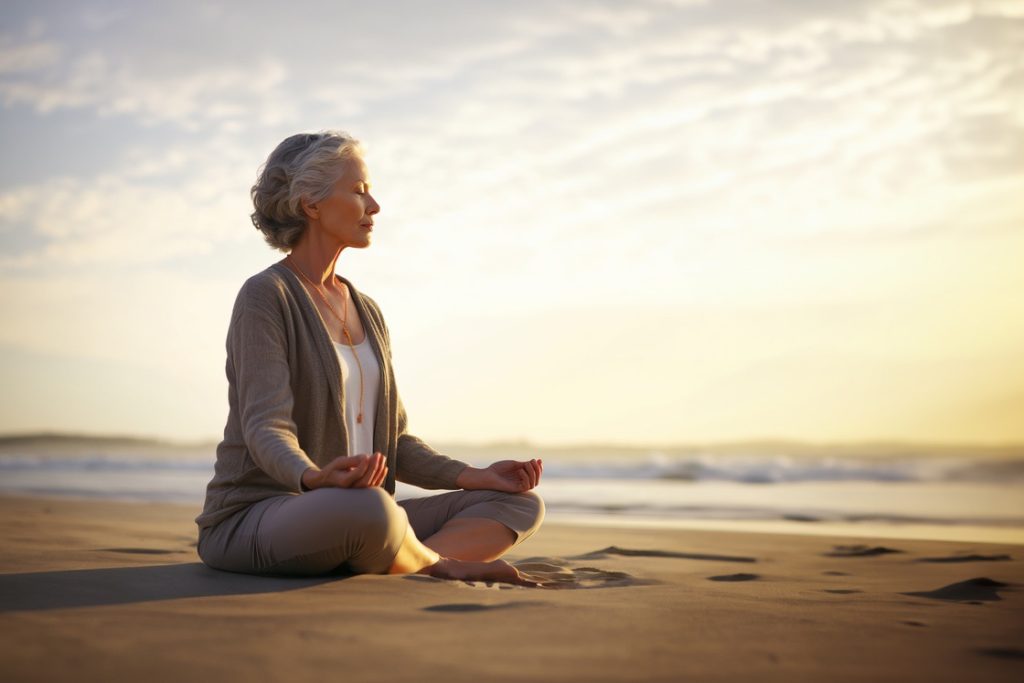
1, 495, 1022, 682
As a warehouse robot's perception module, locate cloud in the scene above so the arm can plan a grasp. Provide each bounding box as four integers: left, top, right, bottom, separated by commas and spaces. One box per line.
2, 1, 1020, 266
0, 140, 257, 270
0, 38, 60, 73
1, 0, 1022, 288
0, 50, 293, 130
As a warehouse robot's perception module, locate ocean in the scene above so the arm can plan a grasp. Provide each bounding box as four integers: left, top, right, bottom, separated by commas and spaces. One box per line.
2, 436, 1022, 544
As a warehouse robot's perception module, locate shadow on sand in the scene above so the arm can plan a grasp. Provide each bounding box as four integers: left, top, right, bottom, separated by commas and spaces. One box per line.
0, 563, 345, 612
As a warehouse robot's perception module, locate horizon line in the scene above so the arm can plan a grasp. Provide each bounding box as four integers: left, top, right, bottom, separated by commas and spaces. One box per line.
0, 430, 1021, 452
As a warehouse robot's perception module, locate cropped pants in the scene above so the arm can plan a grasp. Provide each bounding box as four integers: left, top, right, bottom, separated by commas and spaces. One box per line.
197, 487, 545, 576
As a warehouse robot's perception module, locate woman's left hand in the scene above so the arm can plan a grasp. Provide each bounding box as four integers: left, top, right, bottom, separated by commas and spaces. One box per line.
457, 459, 543, 493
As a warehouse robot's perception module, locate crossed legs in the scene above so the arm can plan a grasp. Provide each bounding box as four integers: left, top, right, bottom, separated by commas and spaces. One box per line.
198, 487, 544, 579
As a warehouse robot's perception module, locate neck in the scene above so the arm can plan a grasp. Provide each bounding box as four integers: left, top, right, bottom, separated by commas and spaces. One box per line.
285, 230, 344, 290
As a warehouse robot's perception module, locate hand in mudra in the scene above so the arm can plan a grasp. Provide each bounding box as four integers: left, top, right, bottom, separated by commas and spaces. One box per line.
302, 452, 388, 490
459, 458, 543, 493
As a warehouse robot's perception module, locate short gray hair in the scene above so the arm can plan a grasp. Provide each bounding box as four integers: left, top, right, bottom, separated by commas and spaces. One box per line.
250, 130, 364, 251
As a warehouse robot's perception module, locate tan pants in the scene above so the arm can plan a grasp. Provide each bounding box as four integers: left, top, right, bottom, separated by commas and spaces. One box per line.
197, 487, 545, 576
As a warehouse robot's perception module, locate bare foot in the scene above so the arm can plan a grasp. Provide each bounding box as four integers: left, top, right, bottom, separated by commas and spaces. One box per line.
423, 557, 542, 587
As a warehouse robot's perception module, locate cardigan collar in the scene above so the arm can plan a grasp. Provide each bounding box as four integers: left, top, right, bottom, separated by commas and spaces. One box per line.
269, 260, 389, 456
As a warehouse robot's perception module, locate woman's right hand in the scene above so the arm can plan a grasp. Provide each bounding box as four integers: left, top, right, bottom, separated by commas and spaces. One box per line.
301, 452, 388, 490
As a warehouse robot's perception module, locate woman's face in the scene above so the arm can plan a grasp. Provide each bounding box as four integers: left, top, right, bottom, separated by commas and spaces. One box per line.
308, 156, 380, 247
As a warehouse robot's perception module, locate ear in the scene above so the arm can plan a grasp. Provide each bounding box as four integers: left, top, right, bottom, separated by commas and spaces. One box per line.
300, 196, 319, 221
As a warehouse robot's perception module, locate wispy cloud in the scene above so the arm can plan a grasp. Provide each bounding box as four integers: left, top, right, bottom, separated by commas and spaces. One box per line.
0, 37, 60, 73
0, 49, 292, 129
1, 1, 1020, 275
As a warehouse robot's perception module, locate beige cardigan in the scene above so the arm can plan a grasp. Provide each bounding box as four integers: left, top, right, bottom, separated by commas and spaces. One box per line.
195, 261, 469, 530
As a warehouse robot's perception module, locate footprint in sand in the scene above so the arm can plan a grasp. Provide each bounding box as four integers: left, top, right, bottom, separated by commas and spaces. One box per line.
708, 573, 760, 582
516, 544, 765, 589
423, 601, 547, 613
515, 546, 766, 589
902, 577, 1011, 603
823, 545, 902, 558
914, 553, 1011, 563
402, 558, 650, 590
570, 545, 757, 564
512, 559, 650, 590
405, 546, 764, 590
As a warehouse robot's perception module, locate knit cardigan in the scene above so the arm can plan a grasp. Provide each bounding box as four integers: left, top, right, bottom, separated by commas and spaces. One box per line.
195, 261, 470, 530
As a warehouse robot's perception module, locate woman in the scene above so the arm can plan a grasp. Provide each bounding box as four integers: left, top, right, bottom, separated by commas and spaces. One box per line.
195, 131, 545, 586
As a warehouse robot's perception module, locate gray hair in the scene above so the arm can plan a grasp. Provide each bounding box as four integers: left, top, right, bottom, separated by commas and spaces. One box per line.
250, 130, 364, 251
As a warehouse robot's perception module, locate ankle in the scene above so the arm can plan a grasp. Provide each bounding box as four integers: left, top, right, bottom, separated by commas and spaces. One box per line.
418, 556, 451, 578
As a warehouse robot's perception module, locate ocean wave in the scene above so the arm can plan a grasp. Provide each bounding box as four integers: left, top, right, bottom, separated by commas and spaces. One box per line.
540, 453, 1024, 484
2, 451, 1024, 483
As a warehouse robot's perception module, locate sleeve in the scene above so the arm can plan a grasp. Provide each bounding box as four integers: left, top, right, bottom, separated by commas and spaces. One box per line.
366, 295, 470, 489
228, 298, 316, 492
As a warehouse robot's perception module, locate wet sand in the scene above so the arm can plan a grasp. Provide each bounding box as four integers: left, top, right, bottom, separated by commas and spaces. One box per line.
1, 495, 1022, 682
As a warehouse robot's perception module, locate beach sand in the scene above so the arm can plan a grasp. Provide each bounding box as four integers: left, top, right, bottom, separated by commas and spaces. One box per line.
0, 495, 1021, 682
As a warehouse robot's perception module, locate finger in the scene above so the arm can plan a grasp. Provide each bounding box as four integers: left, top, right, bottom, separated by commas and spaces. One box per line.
518, 462, 531, 489
336, 458, 370, 487
357, 454, 384, 488
351, 460, 376, 488
324, 454, 366, 475
527, 460, 539, 488
375, 463, 389, 487
337, 462, 370, 489
524, 461, 536, 489
367, 454, 386, 487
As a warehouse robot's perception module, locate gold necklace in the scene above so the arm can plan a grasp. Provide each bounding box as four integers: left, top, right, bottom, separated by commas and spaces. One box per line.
286, 255, 366, 424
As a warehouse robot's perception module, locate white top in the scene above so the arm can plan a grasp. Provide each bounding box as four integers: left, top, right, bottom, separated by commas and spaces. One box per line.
332, 336, 381, 458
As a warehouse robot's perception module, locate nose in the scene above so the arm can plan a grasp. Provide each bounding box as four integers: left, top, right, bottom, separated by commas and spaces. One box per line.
367, 193, 381, 215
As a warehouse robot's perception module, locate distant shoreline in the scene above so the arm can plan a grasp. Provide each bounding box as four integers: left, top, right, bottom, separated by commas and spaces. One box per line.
0, 430, 1021, 459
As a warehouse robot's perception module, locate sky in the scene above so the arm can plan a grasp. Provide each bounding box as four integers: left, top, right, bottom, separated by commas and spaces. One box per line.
0, 0, 1022, 447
